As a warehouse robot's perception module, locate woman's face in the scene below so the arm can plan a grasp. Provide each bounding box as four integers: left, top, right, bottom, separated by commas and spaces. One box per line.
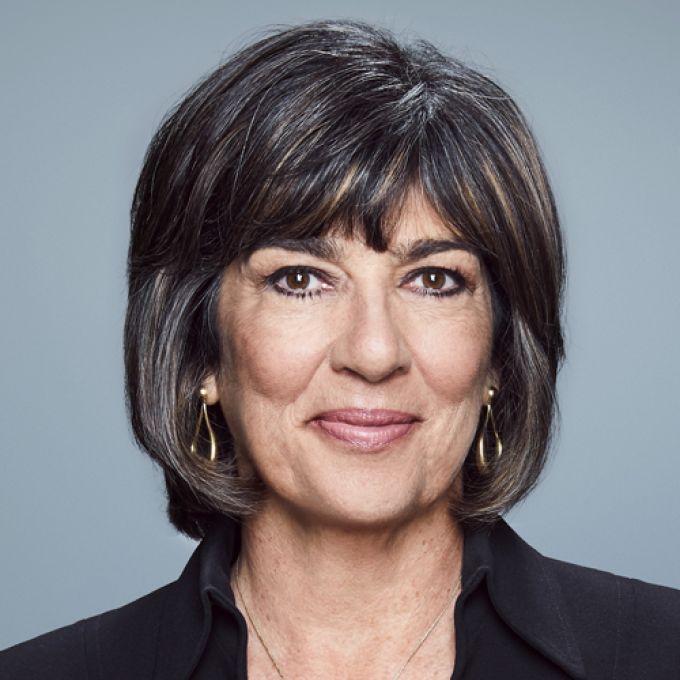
205, 190, 495, 527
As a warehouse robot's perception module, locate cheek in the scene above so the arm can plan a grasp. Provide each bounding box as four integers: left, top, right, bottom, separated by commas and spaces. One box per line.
410, 312, 493, 401
222, 306, 328, 406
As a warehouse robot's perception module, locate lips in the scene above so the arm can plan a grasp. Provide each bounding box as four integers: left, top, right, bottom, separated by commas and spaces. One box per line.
311, 409, 419, 451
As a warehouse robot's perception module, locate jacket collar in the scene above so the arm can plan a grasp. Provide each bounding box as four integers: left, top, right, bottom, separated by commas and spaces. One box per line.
482, 519, 586, 679
154, 516, 243, 680
154, 516, 586, 679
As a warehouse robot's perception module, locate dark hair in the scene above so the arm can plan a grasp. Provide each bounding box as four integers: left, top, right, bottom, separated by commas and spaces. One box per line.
125, 19, 565, 539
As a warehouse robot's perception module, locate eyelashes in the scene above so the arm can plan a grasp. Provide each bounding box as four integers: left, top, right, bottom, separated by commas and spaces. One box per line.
262, 265, 472, 301
405, 268, 471, 298
264, 267, 332, 300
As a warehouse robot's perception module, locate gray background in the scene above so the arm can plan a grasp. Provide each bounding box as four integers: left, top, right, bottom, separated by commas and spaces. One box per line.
1, 0, 678, 650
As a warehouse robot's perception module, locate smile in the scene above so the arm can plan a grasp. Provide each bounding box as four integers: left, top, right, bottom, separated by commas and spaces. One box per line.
311, 409, 419, 451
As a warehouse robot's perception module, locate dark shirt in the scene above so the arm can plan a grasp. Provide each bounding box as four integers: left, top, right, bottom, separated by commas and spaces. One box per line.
2, 517, 679, 679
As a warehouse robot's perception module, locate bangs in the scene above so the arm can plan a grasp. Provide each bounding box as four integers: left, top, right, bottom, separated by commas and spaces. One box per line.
221, 122, 424, 258
206, 90, 524, 271
220, 120, 491, 264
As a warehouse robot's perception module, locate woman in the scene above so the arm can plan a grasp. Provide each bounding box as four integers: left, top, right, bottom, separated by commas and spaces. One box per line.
2, 18, 679, 680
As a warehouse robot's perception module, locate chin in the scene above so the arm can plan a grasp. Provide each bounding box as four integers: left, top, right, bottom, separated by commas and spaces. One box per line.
284, 484, 426, 530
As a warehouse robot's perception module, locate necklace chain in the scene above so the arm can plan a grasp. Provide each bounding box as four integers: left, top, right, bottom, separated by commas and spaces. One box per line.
233, 562, 286, 679
233, 558, 462, 680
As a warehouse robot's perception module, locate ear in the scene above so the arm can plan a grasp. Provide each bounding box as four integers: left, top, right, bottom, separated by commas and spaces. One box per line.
201, 373, 220, 405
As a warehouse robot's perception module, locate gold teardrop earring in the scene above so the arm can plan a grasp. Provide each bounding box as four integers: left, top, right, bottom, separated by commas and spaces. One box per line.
190, 387, 218, 462
476, 386, 502, 475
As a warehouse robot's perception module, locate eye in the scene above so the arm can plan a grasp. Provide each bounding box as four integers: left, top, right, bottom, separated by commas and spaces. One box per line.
402, 267, 468, 298
266, 266, 333, 299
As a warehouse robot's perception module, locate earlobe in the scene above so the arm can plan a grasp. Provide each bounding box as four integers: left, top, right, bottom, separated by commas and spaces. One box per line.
201, 374, 220, 405
486, 368, 500, 401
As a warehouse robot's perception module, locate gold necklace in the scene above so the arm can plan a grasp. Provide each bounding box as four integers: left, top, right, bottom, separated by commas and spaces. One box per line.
233, 558, 462, 680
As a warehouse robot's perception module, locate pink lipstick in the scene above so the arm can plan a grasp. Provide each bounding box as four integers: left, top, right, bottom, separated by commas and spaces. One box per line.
311, 409, 419, 451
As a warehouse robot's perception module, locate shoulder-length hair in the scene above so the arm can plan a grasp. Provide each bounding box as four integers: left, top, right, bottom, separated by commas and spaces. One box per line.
125, 19, 565, 539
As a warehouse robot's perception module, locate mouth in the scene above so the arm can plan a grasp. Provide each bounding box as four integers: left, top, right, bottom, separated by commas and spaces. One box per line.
310, 408, 420, 451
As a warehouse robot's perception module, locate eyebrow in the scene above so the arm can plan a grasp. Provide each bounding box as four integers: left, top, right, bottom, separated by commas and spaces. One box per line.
248, 236, 474, 263
390, 238, 474, 262
249, 237, 343, 261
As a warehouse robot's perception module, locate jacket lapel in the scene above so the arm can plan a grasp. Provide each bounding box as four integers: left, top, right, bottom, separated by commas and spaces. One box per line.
153, 517, 242, 679
487, 520, 586, 679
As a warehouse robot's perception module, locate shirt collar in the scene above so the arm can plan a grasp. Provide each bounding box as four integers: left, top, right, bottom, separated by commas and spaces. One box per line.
154, 516, 586, 679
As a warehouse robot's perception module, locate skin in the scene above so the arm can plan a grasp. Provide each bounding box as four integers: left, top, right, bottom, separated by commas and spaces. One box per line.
203, 188, 496, 679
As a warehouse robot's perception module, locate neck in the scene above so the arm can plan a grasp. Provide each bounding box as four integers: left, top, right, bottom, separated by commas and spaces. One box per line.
232, 497, 463, 678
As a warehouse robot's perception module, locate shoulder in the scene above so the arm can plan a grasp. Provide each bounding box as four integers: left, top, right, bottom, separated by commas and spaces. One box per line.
546, 551, 680, 617
0, 582, 173, 679
546, 555, 680, 672
488, 519, 680, 678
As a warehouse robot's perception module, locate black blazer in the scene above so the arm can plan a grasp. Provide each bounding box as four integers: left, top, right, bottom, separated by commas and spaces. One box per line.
2, 518, 679, 679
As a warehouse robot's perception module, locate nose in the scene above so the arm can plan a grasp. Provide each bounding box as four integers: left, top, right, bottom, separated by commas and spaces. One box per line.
329, 289, 411, 383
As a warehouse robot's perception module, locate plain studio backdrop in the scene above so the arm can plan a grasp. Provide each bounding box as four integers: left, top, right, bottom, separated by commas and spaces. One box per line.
1, 0, 678, 650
